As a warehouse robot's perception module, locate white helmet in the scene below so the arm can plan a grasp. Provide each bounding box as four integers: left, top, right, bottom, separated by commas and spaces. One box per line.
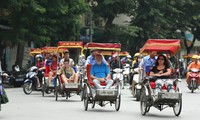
35, 54, 43, 59
127, 55, 131, 58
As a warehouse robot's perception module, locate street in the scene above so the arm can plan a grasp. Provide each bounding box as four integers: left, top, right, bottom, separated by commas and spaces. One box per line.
1, 79, 200, 120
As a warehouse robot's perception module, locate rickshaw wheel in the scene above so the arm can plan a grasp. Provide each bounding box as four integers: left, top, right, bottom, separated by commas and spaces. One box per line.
81, 84, 87, 101
115, 95, 121, 111
84, 93, 89, 111
140, 87, 148, 115
55, 86, 59, 101
91, 101, 95, 108
23, 83, 32, 95
173, 97, 182, 116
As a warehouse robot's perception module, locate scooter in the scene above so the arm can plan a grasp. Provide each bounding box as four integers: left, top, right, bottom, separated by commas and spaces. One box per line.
131, 68, 142, 101
112, 68, 124, 89
9, 65, 25, 87
23, 66, 44, 94
1, 72, 12, 86
187, 68, 199, 93
122, 64, 130, 86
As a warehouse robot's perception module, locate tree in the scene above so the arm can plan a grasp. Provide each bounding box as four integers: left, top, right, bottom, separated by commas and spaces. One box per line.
0, 0, 88, 68
130, 0, 200, 54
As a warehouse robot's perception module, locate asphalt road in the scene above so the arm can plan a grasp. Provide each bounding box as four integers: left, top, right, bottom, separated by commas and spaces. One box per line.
1, 79, 200, 120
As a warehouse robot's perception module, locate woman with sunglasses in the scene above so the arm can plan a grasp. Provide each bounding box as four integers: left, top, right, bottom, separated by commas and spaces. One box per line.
149, 54, 174, 96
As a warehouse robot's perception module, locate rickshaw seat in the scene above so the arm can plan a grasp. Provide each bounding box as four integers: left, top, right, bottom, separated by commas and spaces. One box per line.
86, 64, 107, 86
150, 81, 176, 90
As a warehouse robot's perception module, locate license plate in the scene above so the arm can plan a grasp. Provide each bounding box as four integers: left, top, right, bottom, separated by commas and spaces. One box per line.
161, 93, 179, 99
16, 78, 24, 81
99, 90, 115, 96
65, 83, 79, 88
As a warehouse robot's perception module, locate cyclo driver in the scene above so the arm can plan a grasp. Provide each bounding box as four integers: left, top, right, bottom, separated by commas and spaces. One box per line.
90, 52, 113, 89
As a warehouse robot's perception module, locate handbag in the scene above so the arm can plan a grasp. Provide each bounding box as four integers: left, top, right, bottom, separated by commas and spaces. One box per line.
0, 86, 9, 104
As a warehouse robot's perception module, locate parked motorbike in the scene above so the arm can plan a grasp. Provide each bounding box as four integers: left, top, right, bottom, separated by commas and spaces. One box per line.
131, 68, 142, 101
9, 65, 25, 87
112, 68, 124, 89
187, 68, 199, 93
23, 66, 44, 94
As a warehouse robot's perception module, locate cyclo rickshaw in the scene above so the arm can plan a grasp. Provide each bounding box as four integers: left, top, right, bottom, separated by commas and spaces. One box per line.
139, 39, 182, 116
40, 46, 61, 96
54, 41, 84, 101
82, 42, 121, 111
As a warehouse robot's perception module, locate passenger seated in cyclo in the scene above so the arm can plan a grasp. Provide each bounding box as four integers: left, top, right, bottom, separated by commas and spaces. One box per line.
60, 50, 79, 83
47, 54, 59, 86
149, 54, 174, 97
60, 60, 77, 84
90, 52, 113, 90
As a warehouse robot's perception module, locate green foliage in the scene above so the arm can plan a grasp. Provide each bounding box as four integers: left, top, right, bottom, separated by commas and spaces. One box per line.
0, 0, 89, 47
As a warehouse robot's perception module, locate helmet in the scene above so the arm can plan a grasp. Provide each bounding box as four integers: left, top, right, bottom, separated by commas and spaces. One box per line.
192, 55, 199, 59
35, 54, 43, 59
127, 55, 131, 58
134, 53, 140, 58
138, 54, 143, 59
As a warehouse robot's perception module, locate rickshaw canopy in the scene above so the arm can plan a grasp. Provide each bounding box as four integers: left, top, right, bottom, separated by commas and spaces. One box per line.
140, 39, 181, 55
29, 48, 42, 56
41, 46, 57, 54
57, 41, 84, 55
84, 42, 121, 51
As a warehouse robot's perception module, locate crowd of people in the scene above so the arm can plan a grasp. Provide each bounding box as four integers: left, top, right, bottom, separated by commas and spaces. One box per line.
31, 48, 200, 98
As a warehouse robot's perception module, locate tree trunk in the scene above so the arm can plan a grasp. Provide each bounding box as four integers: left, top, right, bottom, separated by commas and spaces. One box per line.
0, 42, 6, 72
16, 43, 25, 69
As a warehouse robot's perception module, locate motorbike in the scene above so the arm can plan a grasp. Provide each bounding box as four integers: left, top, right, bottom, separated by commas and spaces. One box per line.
122, 64, 131, 87
9, 65, 25, 87
112, 68, 124, 89
1, 72, 12, 86
23, 66, 44, 94
131, 68, 142, 101
187, 68, 200, 93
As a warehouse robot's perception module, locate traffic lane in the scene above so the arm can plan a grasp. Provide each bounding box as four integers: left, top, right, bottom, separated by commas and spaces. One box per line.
0, 80, 199, 120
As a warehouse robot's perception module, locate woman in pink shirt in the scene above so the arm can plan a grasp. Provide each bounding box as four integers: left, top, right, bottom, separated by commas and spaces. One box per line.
48, 54, 59, 83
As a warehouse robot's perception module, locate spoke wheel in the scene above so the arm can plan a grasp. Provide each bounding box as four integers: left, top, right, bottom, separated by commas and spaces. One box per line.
84, 93, 89, 111
91, 101, 95, 108
140, 87, 147, 115
115, 95, 121, 111
23, 82, 32, 95
173, 98, 182, 116
55, 86, 59, 101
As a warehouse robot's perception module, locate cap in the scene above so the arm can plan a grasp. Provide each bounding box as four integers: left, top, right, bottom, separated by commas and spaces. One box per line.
112, 53, 119, 58
192, 55, 199, 59
35, 54, 43, 59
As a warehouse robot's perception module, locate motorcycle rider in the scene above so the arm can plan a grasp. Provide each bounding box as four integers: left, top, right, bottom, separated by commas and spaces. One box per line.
130, 54, 143, 90
186, 55, 200, 87
139, 51, 157, 78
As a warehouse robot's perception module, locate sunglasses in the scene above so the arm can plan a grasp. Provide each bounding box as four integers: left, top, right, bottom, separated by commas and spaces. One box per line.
158, 58, 164, 60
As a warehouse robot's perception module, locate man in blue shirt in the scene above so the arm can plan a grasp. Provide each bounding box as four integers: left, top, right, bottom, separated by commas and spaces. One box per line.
90, 52, 113, 89
85, 49, 107, 66
139, 51, 157, 78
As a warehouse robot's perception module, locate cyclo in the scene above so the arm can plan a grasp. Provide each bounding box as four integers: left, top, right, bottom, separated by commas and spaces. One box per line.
40, 46, 64, 96
82, 42, 121, 111
139, 39, 182, 116
54, 41, 84, 101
